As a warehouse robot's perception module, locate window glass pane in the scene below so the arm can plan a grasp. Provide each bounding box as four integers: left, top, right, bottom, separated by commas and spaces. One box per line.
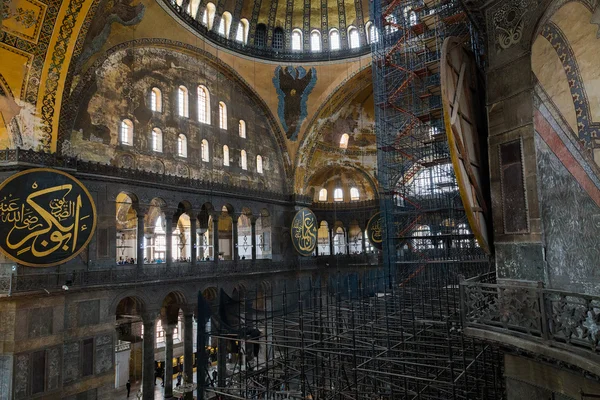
330, 30, 340, 50
319, 189, 327, 201
334, 188, 343, 202
292, 31, 302, 50
273, 29, 284, 50
349, 28, 360, 48
311, 32, 321, 52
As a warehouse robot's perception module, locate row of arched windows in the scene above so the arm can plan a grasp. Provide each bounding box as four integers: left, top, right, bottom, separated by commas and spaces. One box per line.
178, 0, 387, 51
119, 121, 263, 173
318, 187, 360, 202
149, 86, 247, 136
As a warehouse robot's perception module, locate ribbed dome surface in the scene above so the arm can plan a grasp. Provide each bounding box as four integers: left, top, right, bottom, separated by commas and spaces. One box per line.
166, 0, 374, 60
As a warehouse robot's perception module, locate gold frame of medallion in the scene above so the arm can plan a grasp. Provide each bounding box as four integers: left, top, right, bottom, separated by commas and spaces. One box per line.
366, 212, 383, 249
440, 37, 491, 255
290, 207, 317, 256
0, 167, 98, 267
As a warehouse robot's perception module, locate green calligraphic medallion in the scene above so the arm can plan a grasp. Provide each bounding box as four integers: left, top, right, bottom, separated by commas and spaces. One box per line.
0, 168, 97, 267
366, 212, 383, 250
290, 208, 317, 256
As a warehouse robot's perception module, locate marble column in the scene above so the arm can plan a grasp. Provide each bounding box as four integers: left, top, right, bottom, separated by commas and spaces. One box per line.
142, 317, 156, 400
362, 230, 367, 253
329, 227, 335, 256
232, 216, 239, 262
345, 230, 351, 254
212, 216, 219, 264
137, 212, 146, 269
165, 216, 173, 267
164, 324, 174, 398
189, 213, 197, 266
250, 217, 257, 261
183, 311, 194, 400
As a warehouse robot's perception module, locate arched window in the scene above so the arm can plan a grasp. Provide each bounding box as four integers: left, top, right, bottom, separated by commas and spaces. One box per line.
291, 29, 302, 51
350, 187, 359, 201
187, 0, 200, 17
239, 120, 246, 138
310, 30, 321, 52
329, 29, 340, 50
256, 155, 263, 173
240, 150, 247, 170
334, 188, 343, 202
385, 14, 398, 34
219, 102, 227, 129
203, 3, 216, 29
272, 27, 284, 50
150, 87, 162, 112
413, 225, 433, 250
348, 26, 360, 49
218, 12, 232, 37
151, 128, 162, 152
178, 86, 189, 117
255, 24, 267, 48
197, 85, 210, 124
409, 10, 417, 26
236, 19, 249, 43
365, 21, 379, 43
318, 188, 328, 202
201, 139, 209, 162
120, 119, 133, 145
339, 133, 349, 149
177, 134, 187, 157
223, 145, 230, 166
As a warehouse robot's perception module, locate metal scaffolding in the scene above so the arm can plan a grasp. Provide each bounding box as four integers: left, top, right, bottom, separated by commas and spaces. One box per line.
190, 1, 500, 398
196, 265, 502, 400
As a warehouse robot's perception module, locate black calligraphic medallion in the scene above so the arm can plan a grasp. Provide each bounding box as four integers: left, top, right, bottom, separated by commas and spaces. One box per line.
290, 208, 317, 256
366, 212, 383, 250
0, 168, 97, 267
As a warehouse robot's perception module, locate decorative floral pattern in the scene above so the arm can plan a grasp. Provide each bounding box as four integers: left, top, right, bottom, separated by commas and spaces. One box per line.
540, 22, 600, 152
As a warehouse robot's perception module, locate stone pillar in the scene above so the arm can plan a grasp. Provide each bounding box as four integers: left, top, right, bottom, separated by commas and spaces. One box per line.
164, 324, 174, 398
362, 229, 367, 253
145, 234, 153, 262
142, 316, 156, 400
137, 211, 146, 269
212, 215, 219, 264
165, 215, 173, 267
183, 311, 194, 400
329, 227, 335, 256
232, 216, 239, 261
189, 212, 197, 266
345, 230, 351, 254
250, 217, 257, 261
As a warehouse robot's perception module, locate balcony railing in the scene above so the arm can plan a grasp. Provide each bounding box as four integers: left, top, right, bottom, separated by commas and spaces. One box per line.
0, 148, 311, 204
460, 273, 600, 360
0, 254, 380, 295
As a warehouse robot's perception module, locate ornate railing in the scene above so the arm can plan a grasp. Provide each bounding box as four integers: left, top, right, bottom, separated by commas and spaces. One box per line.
460, 273, 600, 358
0, 148, 311, 204
165, 1, 372, 62
0, 254, 380, 295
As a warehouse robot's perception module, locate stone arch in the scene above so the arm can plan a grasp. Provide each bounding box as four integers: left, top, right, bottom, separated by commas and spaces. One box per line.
110, 290, 153, 316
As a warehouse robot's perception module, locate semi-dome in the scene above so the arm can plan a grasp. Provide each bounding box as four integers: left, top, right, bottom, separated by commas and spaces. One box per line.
164, 0, 375, 61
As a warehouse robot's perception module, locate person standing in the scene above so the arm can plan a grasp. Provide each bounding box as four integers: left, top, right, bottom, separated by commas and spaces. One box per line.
126, 380, 131, 398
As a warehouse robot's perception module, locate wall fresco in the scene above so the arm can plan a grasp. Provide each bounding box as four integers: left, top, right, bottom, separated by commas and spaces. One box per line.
273, 66, 317, 141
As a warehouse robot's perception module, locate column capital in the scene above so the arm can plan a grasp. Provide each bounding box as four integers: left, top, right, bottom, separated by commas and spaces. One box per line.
141, 310, 159, 324
135, 205, 151, 216
186, 209, 199, 219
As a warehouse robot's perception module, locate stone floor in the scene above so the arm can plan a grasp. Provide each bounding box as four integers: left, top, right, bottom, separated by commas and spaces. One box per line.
112, 368, 209, 400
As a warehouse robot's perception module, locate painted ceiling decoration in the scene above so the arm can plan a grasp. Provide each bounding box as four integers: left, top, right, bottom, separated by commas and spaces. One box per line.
273, 66, 317, 141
